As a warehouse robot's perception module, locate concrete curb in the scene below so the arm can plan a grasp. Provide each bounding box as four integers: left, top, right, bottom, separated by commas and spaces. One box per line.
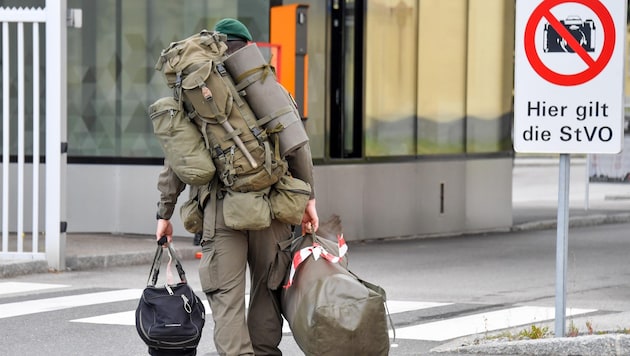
0, 245, 201, 278
511, 213, 630, 232
64, 246, 201, 272
431, 334, 630, 355
0, 260, 49, 279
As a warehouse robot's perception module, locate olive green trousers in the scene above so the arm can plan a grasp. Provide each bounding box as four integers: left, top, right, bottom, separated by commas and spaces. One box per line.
198, 198, 292, 356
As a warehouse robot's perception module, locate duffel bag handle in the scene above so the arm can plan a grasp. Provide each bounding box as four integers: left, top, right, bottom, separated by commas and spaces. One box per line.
147, 236, 188, 286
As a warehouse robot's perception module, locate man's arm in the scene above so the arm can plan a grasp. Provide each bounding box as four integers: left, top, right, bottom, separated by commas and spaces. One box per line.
155, 161, 186, 243
285, 143, 319, 232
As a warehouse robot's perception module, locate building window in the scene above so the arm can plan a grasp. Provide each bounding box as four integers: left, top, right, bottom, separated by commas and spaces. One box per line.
363, 0, 514, 157
364, 0, 418, 157
65, 0, 269, 160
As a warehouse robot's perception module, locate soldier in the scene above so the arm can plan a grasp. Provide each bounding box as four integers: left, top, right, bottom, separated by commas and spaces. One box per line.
155, 18, 319, 356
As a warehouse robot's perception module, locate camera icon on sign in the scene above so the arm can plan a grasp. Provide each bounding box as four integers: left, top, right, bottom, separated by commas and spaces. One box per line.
543, 16, 595, 53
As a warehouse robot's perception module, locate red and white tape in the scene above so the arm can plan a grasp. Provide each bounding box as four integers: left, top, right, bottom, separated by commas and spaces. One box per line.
283, 234, 347, 289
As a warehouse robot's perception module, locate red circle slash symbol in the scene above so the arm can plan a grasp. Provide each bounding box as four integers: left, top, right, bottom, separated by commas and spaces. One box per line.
524, 0, 615, 86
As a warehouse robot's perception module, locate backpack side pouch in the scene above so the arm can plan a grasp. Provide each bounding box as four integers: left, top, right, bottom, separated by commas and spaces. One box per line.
180, 197, 203, 234
222, 187, 272, 231
269, 175, 311, 225
149, 97, 216, 186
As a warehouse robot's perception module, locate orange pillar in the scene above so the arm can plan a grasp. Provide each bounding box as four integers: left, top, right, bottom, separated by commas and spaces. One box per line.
271, 4, 309, 120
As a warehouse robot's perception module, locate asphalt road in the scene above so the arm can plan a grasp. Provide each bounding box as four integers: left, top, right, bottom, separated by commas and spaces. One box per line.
2, 221, 630, 355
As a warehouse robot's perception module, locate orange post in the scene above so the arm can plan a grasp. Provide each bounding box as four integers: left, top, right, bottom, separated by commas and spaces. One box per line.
270, 4, 309, 119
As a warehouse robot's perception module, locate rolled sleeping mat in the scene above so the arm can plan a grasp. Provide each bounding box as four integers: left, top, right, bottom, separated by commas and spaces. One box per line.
223, 44, 309, 157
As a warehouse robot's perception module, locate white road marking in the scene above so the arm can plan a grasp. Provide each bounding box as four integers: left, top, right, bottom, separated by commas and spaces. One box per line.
72, 310, 137, 325
72, 299, 445, 330
391, 305, 597, 341
71, 300, 211, 325
387, 300, 453, 314
71, 298, 294, 334
0, 289, 143, 319
3, 288, 597, 343
0, 282, 69, 295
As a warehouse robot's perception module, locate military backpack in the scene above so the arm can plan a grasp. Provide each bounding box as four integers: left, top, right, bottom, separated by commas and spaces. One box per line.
153, 30, 286, 192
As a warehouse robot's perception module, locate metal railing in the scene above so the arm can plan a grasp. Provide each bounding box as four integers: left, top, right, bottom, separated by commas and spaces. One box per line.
0, 1, 67, 270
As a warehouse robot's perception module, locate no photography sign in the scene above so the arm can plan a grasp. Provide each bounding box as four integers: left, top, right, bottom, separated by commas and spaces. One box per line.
514, 0, 626, 154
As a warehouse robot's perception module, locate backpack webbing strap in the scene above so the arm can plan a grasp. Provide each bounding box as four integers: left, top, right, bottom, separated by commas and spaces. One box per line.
215, 62, 266, 143
174, 71, 184, 102
256, 105, 294, 128
262, 141, 272, 175
233, 63, 274, 92
222, 147, 237, 187
215, 63, 245, 108
264, 124, 283, 174
203, 175, 219, 239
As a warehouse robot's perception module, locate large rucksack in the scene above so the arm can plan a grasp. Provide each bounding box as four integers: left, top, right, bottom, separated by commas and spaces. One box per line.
154, 30, 286, 192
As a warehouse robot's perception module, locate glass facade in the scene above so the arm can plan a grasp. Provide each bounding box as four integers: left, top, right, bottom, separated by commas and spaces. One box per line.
65, 0, 270, 159
364, 0, 418, 156
1, 0, 274, 159
9, 0, 630, 162
416, 0, 467, 155
465, 0, 515, 153
363, 0, 514, 156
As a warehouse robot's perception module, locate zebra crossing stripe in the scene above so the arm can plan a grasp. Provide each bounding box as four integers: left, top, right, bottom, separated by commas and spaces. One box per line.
1, 285, 598, 342
70, 299, 295, 332
391, 305, 597, 341
71, 300, 212, 325
70, 300, 454, 328
72, 310, 137, 326
0, 289, 143, 319
0, 282, 69, 295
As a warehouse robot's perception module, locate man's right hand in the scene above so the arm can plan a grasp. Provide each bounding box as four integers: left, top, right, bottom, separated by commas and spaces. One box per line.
156, 219, 173, 244
301, 199, 319, 234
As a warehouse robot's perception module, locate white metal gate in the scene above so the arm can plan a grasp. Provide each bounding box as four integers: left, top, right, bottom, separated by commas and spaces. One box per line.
0, 1, 67, 270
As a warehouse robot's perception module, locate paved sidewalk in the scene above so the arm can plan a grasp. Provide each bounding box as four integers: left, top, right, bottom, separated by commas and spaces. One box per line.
0, 232, 202, 278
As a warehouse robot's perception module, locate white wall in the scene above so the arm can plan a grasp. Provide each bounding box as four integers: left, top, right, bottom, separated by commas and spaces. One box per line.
0, 158, 513, 241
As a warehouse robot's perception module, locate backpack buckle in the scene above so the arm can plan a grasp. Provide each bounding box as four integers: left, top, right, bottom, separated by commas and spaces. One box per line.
214, 146, 224, 157
175, 72, 182, 87
216, 63, 228, 76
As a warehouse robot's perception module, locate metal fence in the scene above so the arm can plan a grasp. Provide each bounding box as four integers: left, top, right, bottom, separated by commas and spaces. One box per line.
0, 1, 67, 270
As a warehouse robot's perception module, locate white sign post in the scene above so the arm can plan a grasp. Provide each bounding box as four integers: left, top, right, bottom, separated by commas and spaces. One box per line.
514, 0, 626, 337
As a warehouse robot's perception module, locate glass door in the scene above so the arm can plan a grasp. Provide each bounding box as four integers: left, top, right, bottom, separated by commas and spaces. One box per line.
329, 0, 364, 158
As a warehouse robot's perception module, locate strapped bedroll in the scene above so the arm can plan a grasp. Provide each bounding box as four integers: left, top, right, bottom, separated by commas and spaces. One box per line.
223, 43, 309, 158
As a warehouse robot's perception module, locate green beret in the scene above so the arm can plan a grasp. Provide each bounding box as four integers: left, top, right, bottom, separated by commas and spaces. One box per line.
214, 18, 252, 42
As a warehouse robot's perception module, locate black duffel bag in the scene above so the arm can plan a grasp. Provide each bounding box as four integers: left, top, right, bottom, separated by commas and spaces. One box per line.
136, 237, 205, 356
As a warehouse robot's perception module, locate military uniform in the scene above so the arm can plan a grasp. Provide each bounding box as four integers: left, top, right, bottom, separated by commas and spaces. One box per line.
156, 18, 317, 356
157, 143, 315, 356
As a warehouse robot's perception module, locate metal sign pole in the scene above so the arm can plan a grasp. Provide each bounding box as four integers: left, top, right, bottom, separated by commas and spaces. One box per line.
555, 153, 570, 337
